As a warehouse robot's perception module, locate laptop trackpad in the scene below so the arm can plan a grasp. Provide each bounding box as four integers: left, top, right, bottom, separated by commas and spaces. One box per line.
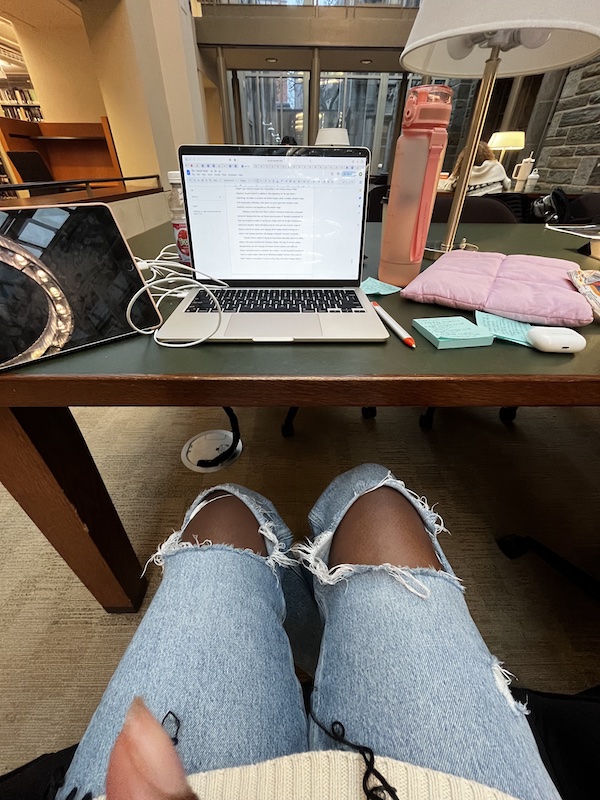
225, 314, 322, 340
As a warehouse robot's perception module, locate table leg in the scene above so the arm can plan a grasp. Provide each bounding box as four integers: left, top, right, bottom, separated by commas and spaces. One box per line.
0, 407, 147, 612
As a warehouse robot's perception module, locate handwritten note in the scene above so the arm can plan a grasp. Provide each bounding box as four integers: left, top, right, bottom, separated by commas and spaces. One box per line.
412, 316, 494, 349
475, 311, 533, 347
361, 277, 402, 295
415, 317, 489, 338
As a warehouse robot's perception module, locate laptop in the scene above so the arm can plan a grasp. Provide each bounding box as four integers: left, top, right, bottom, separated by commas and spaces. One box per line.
0, 203, 161, 372
156, 145, 388, 343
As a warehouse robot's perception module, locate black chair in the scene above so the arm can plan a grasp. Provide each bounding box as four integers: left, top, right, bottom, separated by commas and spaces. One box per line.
432, 193, 519, 224
487, 192, 529, 223
366, 184, 389, 222
370, 172, 389, 186
281, 405, 376, 437
498, 534, 600, 601
561, 191, 600, 224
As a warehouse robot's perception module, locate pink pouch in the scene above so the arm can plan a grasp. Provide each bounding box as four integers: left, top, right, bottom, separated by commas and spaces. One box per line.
401, 250, 594, 327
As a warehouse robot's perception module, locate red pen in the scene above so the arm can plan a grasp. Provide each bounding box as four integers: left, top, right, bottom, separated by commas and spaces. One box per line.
372, 301, 416, 349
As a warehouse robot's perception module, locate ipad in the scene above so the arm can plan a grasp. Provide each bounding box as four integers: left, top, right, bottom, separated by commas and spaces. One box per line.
0, 203, 161, 372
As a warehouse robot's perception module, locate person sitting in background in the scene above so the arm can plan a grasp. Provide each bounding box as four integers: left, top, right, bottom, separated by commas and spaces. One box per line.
440, 142, 511, 196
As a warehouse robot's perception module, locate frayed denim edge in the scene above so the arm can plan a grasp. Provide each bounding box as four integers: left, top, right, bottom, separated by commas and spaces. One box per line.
142, 520, 297, 582
299, 472, 464, 598
308, 470, 456, 576
294, 532, 463, 600
492, 657, 530, 716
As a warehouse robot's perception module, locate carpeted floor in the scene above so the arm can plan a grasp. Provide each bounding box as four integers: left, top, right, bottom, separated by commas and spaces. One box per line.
1, 404, 599, 773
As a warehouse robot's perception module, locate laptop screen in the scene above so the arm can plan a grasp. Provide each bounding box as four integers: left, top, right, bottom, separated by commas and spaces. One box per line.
179, 145, 370, 286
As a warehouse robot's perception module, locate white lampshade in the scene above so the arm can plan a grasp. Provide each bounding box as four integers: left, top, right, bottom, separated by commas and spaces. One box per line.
315, 128, 350, 146
488, 131, 525, 151
400, 0, 600, 78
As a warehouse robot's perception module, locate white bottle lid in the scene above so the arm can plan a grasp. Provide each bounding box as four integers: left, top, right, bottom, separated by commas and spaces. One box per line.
167, 170, 181, 184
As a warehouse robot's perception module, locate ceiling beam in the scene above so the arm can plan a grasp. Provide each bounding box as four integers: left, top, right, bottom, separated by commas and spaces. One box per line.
196, 6, 417, 50
195, 5, 417, 76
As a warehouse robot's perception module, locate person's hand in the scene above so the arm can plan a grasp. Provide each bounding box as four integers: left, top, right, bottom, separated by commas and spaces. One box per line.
106, 697, 197, 800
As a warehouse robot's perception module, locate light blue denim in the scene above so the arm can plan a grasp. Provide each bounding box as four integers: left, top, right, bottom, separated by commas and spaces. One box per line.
58, 466, 560, 800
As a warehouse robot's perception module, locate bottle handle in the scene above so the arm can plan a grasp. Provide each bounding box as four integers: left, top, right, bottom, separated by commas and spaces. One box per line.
410, 141, 444, 263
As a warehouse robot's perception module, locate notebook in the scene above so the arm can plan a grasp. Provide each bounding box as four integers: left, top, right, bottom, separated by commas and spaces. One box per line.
155, 145, 388, 343
0, 203, 161, 372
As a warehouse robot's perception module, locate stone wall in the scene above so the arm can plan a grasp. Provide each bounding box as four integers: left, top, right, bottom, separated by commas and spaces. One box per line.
536, 56, 600, 192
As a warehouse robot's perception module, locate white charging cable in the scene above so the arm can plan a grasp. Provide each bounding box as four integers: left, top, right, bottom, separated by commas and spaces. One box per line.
126, 244, 229, 348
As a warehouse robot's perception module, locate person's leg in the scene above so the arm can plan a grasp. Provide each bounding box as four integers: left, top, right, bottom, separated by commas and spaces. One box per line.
298, 464, 561, 800
58, 485, 308, 800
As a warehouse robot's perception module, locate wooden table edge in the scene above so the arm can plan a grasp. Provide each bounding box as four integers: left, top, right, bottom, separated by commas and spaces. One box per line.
1, 373, 600, 407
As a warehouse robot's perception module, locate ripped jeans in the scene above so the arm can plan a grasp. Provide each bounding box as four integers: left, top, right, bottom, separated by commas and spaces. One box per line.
58, 464, 560, 800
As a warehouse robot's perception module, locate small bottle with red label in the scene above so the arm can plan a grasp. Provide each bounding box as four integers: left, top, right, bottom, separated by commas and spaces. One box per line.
167, 170, 191, 265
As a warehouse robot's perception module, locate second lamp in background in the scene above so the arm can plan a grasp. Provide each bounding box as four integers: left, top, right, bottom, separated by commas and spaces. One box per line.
315, 128, 350, 146
488, 131, 525, 164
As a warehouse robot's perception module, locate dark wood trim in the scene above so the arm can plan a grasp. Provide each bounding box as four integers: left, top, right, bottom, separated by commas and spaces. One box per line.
0, 185, 163, 207
0, 374, 599, 408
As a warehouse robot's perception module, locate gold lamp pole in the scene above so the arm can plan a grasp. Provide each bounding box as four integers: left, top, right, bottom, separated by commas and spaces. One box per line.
441, 45, 501, 253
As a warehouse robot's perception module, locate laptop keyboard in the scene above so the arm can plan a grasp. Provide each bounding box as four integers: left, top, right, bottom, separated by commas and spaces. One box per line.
185, 288, 366, 314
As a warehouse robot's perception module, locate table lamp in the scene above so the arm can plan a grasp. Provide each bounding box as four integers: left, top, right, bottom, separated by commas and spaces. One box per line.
399, 0, 600, 256
488, 130, 525, 164
315, 128, 350, 146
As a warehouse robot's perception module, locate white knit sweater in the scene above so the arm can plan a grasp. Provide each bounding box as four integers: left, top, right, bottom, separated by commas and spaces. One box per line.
440, 160, 511, 196
95, 750, 519, 799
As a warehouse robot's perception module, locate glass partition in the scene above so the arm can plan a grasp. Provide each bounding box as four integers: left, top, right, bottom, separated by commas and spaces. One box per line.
319, 72, 404, 174
235, 69, 475, 175
238, 71, 307, 145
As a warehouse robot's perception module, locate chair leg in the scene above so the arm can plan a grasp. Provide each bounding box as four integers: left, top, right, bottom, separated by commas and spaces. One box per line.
419, 407, 517, 429
419, 407, 436, 429
498, 535, 600, 601
499, 406, 518, 424
282, 407, 299, 438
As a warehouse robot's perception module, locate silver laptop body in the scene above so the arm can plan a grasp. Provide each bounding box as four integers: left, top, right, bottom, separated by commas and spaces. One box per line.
156, 145, 388, 343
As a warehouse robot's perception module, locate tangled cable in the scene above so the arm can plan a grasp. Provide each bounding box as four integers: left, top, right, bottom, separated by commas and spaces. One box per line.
126, 243, 228, 347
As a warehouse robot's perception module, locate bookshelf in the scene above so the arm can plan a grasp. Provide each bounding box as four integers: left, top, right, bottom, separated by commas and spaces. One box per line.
0, 116, 122, 188
0, 86, 42, 122
0, 81, 42, 194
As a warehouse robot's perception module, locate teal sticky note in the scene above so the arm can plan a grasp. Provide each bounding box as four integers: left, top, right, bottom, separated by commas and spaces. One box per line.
475, 311, 533, 347
360, 277, 402, 295
412, 317, 494, 349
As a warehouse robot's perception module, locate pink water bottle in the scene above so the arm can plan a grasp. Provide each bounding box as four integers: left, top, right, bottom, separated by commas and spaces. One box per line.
379, 85, 453, 287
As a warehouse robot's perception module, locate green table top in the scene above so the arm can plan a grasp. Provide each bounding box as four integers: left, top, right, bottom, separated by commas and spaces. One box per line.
1, 222, 598, 400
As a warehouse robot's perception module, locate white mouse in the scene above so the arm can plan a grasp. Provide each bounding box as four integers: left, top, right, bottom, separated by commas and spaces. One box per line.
526, 326, 587, 353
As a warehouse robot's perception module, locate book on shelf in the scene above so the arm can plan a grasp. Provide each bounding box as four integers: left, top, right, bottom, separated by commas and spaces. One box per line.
0, 104, 42, 122
0, 87, 37, 104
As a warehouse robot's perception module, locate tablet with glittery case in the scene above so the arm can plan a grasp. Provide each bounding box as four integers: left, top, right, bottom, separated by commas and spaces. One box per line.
0, 203, 161, 372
